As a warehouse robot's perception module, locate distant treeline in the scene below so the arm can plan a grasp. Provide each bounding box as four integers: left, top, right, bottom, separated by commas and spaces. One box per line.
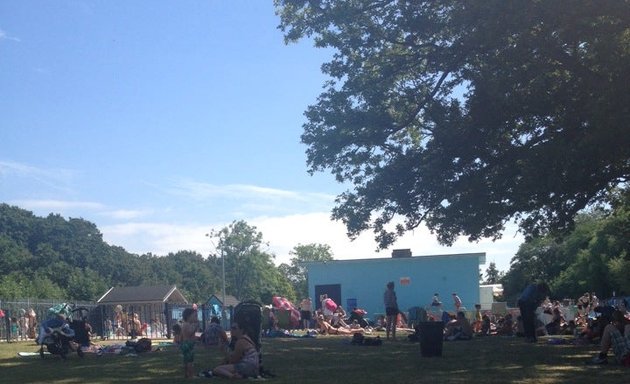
499, 189, 630, 303
0, 204, 296, 304
2, 187, 629, 307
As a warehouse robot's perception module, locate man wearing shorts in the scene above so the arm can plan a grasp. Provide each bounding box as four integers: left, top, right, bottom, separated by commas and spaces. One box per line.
299, 297, 313, 330
384, 281, 399, 340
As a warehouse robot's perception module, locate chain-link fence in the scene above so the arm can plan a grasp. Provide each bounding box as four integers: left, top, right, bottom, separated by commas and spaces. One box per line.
0, 299, 98, 342
0, 298, 194, 342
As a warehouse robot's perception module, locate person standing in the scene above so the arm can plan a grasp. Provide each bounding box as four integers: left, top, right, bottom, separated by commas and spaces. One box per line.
18, 310, 29, 340
27, 308, 37, 339
321, 294, 337, 321
180, 308, 199, 379
590, 292, 600, 309
517, 282, 550, 343
452, 293, 463, 311
431, 293, 442, 307
10, 317, 19, 342
384, 281, 399, 341
577, 292, 591, 316
473, 304, 483, 333
299, 297, 313, 330
130, 313, 141, 338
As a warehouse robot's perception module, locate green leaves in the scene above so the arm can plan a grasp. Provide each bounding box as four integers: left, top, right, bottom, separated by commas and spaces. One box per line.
209, 220, 295, 302
502, 189, 630, 299
277, 0, 630, 247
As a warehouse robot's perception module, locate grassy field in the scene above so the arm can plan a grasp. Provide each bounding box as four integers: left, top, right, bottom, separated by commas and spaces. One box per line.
0, 333, 625, 384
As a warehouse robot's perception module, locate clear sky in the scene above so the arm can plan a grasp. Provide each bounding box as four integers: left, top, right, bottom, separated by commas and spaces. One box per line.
0, 0, 522, 273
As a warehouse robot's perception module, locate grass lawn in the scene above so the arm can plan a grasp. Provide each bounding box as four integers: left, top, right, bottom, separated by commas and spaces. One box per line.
0, 333, 625, 384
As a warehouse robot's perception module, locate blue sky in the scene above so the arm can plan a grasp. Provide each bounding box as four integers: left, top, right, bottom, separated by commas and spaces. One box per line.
0, 0, 522, 272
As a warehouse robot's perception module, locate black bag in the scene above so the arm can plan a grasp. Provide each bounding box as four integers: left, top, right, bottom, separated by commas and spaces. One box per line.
351, 333, 365, 344
135, 337, 152, 353
126, 337, 152, 353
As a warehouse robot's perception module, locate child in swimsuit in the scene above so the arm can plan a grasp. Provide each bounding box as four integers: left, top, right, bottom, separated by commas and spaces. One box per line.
180, 308, 198, 379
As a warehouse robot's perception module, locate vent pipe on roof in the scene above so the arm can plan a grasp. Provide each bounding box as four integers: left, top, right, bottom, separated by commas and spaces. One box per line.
392, 249, 412, 258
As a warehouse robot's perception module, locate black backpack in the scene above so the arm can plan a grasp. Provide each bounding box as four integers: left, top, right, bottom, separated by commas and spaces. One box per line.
126, 337, 152, 353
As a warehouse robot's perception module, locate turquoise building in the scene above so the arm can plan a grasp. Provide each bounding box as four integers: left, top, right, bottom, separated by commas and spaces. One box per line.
306, 250, 486, 320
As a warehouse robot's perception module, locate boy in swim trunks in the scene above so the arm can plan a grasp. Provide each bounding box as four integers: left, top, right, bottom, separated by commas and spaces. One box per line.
180, 308, 199, 379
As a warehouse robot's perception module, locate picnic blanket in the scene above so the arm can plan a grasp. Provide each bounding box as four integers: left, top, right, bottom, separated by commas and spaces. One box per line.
265, 329, 316, 338
18, 351, 50, 357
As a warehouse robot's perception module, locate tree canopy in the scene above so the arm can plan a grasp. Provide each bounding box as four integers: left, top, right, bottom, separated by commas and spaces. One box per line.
500, 188, 630, 302
276, 0, 630, 248
0, 204, 296, 304
482, 262, 503, 285
207, 220, 295, 303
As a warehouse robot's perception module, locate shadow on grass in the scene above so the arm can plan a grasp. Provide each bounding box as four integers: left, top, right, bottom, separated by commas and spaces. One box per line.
261, 335, 626, 384
0, 336, 626, 383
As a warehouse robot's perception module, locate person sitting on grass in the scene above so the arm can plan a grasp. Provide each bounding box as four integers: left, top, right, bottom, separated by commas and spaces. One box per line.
444, 311, 474, 341
545, 307, 564, 335
534, 315, 549, 339
202, 316, 228, 355
374, 315, 387, 331
579, 309, 612, 343
316, 315, 365, 335
481, 314, 492, 336
590, 310, 630, 366
562, 320, 577, 336
496, 313, 515, 336
331, 306, 350, 328
211, 321, 260, 379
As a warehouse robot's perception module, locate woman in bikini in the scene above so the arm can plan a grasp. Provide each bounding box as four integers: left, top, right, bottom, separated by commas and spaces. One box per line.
316, 315, 364, 335
212, 321, 260, 379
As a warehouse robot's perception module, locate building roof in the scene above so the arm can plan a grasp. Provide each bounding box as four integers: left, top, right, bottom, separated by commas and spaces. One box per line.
206, 293, 240, 308
304, 252, 487, 266
97, 285, 188, 304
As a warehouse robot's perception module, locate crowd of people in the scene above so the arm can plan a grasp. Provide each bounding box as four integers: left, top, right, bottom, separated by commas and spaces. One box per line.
262, 294, 376, 337
256, 283, 629, 360
105, 305, 165, 339
172, 309, 261, 380
8, 283, 626, 378
379, 280, 630, 368
0, 308, 38, 342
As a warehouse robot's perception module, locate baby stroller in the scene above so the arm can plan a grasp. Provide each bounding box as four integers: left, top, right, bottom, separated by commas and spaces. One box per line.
348, 308, 370, 328
69, 307, 92, 348
38, 304, 84, 359
233, 300, 275, 379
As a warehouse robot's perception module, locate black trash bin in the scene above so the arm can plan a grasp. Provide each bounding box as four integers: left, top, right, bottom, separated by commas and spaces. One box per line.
419, 321, 444, 357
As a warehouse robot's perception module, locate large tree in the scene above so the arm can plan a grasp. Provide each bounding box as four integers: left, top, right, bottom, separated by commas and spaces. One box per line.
482, 262, 503, 285
276, 1, 630, 248
209, 220, 294, 302
501, 190, 630, 302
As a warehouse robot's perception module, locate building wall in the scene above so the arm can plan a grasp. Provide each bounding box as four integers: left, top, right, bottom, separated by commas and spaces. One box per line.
307, 253, 484, 320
